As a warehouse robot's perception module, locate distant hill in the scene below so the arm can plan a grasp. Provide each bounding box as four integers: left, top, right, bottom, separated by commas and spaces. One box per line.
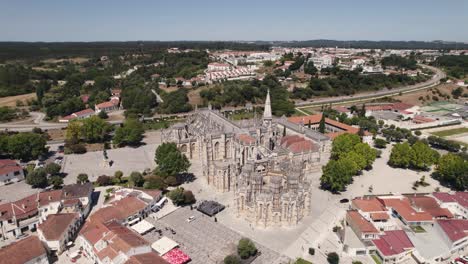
269, 39, 468, 50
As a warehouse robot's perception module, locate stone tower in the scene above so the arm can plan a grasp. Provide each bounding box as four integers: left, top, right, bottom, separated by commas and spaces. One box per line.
263, 90, 272, 127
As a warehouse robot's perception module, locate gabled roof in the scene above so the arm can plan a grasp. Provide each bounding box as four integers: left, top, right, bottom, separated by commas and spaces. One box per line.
0, 159, 22, 175
90, 196, 147, 224
379, 197, 433, 222
347, 210, 379, 234
433, 192, 468, 208
352, 197, 386, 212
373, 230, 414, 256
38, 213, 78, 241
437, 219, 468, 243
0, 236, 46, 264
62, 183, 93, 199
406, 195, 453, 219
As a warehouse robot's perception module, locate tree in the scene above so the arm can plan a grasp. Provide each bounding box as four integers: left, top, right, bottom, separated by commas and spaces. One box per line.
81, 116, 111, 143
143, 176, 167, 190
331, 133, 361, 159
237, 238, 257, 259
26, 168, 48, 188
165, 176, 178, 186
318, 114, 326, 133
49, 175, 64, 189
224, 255, 241, 264
155, 143, 190, 177
327, 252, 339, 264
113, 119, 144, 147
353, 143, 377, 169
77, 173, 89, 184
66, 121, 82, 143
183, 190, 196, 205
168, 187, 185, 206
130, 171, 144, 187
433, 153, 468, 190
96, 175, 113, 186
320, 158, 358, 192
98, 110, 109, 119
342, 151, 366, 171
374, 138, 388, 149
411, 141, 439, 170
45, 163, 61, 176
114, 171, 123, 183
7, 132, 47, 161
388, 143, 415, 168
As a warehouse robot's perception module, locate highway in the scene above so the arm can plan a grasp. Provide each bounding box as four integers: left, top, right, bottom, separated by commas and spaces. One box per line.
295, 64, 445, 109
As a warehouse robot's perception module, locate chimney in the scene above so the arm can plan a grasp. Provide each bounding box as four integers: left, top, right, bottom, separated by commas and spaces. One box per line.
22, 204, 26, 209
48, 196, 52, 201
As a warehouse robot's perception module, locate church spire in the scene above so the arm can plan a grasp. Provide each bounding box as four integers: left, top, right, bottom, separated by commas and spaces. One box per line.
263, 89, 272, 124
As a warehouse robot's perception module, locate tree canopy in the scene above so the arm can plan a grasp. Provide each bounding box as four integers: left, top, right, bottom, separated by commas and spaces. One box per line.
155, 142, 190, 177
113, 118, 144, 147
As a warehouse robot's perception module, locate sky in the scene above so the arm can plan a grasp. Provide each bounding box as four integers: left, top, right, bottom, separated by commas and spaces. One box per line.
1, 0, 467, 42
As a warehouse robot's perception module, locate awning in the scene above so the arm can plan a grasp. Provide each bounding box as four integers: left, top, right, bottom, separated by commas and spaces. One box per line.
130, 220, 154, 235
152, 236, 179, 256
154, 197, 168, 208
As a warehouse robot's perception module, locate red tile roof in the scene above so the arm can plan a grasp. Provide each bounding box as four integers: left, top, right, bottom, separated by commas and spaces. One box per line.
437, 219, 468, 243
347, 210, 379, 234
126, 252, 169, 264
287, 114, 370, 138
95, 100, 118, 109
373, 230, 414, 256
407, 195, 453, 219
0, 159, 22, 176
433, 192, 468, 208
0, 236, 46, 264
370, 212, 390, 221
237, 134, 255, 145
280, 135, 318, 153
352, 197, 386, 212
89, 196, 147, 224
162, 248, 191, 264
379, 197, 433, 223
38, 213, 78, 240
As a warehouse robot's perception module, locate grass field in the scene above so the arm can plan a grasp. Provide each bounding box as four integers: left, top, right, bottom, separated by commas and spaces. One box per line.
0, 92, 36, 107
431, 127, 468, 137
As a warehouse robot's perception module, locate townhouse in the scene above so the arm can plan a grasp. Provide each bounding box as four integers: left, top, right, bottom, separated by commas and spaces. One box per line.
37, 213, 81, 254
0, 159, 24, 186
0, 236, 48, 264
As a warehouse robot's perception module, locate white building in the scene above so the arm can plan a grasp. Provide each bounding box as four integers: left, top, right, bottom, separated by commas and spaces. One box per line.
0, 159, 24, 186
37, 213, 81, 254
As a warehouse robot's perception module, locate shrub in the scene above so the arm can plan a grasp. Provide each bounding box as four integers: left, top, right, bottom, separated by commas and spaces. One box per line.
237, 238, 257, 259
96, 175, 113, 186
308, 248, 315, 255
223, 255, 241, 264
327, 252, 339, 264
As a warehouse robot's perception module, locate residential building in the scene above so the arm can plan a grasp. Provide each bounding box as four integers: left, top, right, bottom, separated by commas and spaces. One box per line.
37, 213, 81, 254
435, 219, 468, 254
0, 235, 48, 264
433, 192, 468, 219
95, 98, 119, 113
378, 197, 433, 226
78, 220, 168, 264
0, 183, 93, 239
0, 159, 24, 186
372, 230, 414, 264
59, 108, 95, 123
207, 62, 231, 72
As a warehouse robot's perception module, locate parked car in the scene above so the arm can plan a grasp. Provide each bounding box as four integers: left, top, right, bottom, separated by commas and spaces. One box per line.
339, 198, 349, 203
187, 216, 195, 223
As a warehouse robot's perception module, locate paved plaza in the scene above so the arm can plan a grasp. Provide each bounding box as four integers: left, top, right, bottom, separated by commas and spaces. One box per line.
144, 206, 287, 264
61, 132, 162, 184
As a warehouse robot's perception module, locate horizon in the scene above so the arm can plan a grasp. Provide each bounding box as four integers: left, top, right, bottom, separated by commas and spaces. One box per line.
1, 0, 467, 42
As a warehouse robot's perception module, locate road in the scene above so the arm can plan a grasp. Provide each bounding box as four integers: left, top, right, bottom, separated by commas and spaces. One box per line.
0, 65, 445, 132
295, 64, 445, 109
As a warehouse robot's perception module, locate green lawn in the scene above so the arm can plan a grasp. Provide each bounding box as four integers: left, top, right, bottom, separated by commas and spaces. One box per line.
410, 225, 426, 233
431, 127, 468, 137
294, 258, 313, 264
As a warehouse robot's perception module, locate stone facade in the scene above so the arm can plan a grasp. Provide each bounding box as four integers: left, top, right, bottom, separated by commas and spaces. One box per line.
162, 91, 331, 227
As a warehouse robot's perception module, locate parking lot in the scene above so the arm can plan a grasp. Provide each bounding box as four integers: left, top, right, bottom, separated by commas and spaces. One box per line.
144, 206, 288, 264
